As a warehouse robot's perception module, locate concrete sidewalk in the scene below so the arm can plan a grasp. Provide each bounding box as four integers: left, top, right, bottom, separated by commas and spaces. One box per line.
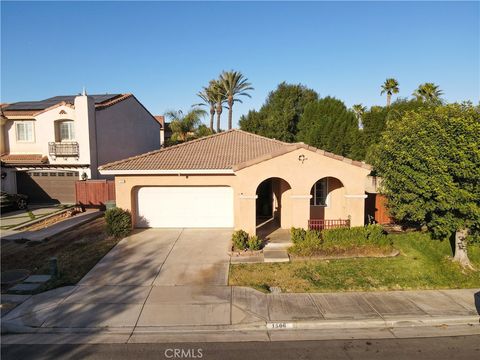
2, 286, 479, 342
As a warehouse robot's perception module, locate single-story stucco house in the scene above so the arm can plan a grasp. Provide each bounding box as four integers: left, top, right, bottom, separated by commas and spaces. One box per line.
99, 129, 374, 235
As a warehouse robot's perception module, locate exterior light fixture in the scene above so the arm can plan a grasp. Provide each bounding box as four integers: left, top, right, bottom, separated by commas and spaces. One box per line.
298, 154, 308, 163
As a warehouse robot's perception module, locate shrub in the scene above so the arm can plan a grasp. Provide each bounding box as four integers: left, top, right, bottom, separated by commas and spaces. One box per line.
247, 235, 263, 250
232, 230, 249, 250
322, 225, 390, 249
105, 207, 132, 238
291, 227, 307, 244
289, 230, 323, 256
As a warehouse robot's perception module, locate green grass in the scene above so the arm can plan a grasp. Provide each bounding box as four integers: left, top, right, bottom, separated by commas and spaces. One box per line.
229, 232, 480, 292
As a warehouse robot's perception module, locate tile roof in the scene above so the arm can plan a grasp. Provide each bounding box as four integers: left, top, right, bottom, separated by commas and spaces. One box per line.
99, 129, 372, 172
0, 154, 48, 165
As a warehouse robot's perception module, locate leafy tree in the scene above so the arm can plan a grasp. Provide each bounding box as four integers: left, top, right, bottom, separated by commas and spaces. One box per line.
194, 81, 218, 131
239, 82, 318, 142
380, 78, 400, 106
413, 82, 443, 104
219, 70, 253, 130
363, 98, 426, 160
372, 103, 480, 268
165, 108, 207, 143
195, 124, 214, 138
297, 97, 360, 158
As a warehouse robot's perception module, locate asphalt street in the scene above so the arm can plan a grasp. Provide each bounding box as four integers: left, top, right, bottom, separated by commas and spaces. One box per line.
2, 335, 480, 360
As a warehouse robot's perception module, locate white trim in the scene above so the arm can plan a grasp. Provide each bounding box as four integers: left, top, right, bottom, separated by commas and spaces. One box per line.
239, 194, 258, 199
345, 194, 368, 199
99, 169, 235, 175
290, 195, 313, 199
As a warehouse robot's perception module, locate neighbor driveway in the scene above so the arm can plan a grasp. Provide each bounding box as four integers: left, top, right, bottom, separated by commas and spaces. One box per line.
79, 228, 232, 286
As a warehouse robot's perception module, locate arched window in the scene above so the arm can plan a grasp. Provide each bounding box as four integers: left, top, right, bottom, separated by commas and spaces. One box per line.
56, 120, 75, 142
310, 178, 328, 206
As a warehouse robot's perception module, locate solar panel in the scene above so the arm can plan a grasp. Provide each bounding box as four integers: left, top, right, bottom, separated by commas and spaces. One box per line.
4, 94, 122, 111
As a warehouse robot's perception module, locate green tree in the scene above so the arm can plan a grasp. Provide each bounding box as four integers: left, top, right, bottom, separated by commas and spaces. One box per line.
165, 108, 207, 143
239, 82, 318, 142
380, 78, 400, 107
363, 98, 425, 160
219, 70, 254, 130
372, 103, 480, 268
195, 124, 214, 138
413, 82, 443, 104
297, 97, 360, 158
194, 82, 218, 131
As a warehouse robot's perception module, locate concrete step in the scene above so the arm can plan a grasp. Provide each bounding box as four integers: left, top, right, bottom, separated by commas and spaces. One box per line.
263, 250, 290, 263
264, 241, 293, 250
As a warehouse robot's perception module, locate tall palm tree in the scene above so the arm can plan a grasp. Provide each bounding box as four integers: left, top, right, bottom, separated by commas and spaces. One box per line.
219, 71, 254, 130
412, 82, 443, 103
164, 108, 207, 142
352, 104, 367, 129
210, 79, 227, 132
194, 82, 218, 131
380, 78, 400, 107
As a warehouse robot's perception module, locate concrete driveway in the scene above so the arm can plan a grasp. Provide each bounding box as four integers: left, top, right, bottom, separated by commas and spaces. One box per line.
79, 228, 232, 286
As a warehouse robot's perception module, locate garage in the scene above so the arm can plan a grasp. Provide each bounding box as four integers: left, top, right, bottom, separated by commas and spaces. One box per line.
135, 186, 234, 228
16, 171, 78, 204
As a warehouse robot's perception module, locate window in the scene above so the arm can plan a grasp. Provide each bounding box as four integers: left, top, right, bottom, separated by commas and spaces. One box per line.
58, 121, 75, 141
310, 178, 328, 206
15, 121, 34, 142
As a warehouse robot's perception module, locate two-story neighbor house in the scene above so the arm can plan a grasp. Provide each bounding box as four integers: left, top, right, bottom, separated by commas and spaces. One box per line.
0, 92, 160, 203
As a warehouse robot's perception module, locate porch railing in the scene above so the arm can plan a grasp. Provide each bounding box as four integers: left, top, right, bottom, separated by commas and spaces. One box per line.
308, 219, 351, 231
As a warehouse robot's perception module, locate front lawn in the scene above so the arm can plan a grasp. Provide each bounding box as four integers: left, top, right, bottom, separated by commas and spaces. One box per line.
229, 232, 480, 292
1, 217, 122, 292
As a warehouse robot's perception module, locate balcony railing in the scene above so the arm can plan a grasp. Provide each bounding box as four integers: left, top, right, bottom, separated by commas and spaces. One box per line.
48, 142, 79, 158
308, 219, 351, 231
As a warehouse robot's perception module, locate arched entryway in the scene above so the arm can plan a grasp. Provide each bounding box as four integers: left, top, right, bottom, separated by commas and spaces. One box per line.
255, 177, 292, 236
309, 176, 349, 230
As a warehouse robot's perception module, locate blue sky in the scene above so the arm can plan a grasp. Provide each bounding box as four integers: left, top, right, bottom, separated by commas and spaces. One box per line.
1, 1, 479, 128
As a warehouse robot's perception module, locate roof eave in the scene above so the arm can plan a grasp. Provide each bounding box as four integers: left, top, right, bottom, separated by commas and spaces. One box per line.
98, 169, 235, 176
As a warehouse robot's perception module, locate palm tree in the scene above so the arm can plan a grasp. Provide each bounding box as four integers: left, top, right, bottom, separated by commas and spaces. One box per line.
412, 82, 443, 103
219, 70, 254, 130
380, 78, 400, 107
164, 108, 207, 143
352, 104, 367, 129
194, 82, 218, 132
210, 79, 227, 132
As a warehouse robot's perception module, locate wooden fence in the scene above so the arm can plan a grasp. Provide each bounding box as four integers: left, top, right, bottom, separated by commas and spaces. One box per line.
75, 180, 115, 209
308, 219, 351, 231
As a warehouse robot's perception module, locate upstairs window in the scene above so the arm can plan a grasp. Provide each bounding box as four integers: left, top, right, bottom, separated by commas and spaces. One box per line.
57, 121, 75, 141
310, 178, 328, 206
15, 121, 35, 142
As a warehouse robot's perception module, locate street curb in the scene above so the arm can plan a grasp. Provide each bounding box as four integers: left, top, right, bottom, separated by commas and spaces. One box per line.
2, 315, 478, 335
266, 315, 480, 331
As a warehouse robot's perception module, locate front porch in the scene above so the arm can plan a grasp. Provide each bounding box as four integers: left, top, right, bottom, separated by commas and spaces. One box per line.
254, 176, 352, 238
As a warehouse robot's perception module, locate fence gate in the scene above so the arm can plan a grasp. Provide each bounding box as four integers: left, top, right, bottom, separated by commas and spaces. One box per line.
75, 180, 115, 208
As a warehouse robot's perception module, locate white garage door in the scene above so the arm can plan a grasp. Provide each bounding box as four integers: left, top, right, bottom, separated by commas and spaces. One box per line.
136, 186, 234, 228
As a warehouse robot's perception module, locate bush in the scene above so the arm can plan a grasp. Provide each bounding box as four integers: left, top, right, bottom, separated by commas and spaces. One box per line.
291, 227, 307, 244
289, 225, 392, 256
322, 225, 390, 249
105, 207, 132, 238
232, 230, 249, 250
247, 235, 263, 250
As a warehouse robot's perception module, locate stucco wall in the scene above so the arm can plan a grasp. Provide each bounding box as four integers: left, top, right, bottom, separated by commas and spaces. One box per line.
95, 96, 160, 179
113, 148, 370, 234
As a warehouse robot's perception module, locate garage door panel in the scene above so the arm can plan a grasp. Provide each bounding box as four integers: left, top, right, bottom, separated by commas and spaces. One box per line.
136, 187, 233, 228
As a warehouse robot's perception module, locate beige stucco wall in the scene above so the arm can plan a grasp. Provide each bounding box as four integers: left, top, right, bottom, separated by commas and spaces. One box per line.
95, 96, 160, 179
113, 148, 371, 235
